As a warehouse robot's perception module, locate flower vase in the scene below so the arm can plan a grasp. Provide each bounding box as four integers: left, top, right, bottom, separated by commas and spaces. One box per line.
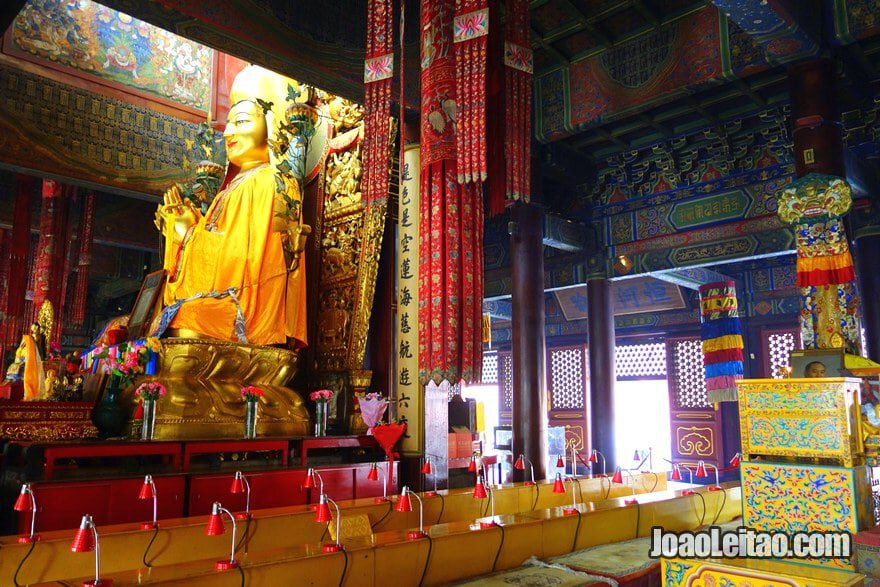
315, 399, 329, 437
141, 398, 157, 441
92, 376, 127, 439
244, 400, 258, 439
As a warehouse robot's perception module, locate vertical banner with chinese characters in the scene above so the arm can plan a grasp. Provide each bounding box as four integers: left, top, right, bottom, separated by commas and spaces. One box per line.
397, 144, 422, 455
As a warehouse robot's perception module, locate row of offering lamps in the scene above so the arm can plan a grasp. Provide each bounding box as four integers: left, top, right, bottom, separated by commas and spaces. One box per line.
11, 450, 741, 584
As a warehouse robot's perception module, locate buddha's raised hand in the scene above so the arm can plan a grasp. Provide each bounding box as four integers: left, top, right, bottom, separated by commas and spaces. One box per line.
155, 184, 201, 235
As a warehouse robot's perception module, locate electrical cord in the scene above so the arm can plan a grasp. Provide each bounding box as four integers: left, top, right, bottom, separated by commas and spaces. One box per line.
575, 479, 584, 503
418, 533, 434, 587
371, 500, 393, 530
237, 563, 245, 587
142, 525, 160, 567
436, 493, 445, 524
491, 524, 505, 572
531, 484, 540, 511
338, 549, 349, 587
694, 491, 707, 527
633, 502, 640, 538
570, 509, 582, 552
710, 489, 728, 526
13, 539, 36, 586
236, 514, 252, 553
600, 476, 611, 500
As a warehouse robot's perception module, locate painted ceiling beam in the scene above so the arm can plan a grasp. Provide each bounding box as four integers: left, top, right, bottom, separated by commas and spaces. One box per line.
483, 299, 513, 321
650, 267, 732, 290
542, 214, 592, 253
710, 0, 820, 65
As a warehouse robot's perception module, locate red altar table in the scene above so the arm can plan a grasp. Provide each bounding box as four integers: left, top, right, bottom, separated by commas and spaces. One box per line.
22, 440, 182, 480
182, 438, 288, 470
296, 434, 379, 466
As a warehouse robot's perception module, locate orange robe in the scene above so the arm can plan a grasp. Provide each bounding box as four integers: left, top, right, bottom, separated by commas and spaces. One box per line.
162, 164, 307, 347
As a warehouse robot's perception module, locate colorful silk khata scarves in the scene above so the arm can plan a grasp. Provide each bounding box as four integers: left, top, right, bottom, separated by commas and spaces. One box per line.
699, 280, 744, 403
363, 0, 393, 205
419, 0, 483, 385
777, 174, 862, 355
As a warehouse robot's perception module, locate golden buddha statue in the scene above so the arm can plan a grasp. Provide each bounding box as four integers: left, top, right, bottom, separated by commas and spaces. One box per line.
155, 65, 308, 348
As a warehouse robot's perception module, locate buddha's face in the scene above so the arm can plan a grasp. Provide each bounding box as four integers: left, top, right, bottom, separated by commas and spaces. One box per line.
223, 100, 269, 168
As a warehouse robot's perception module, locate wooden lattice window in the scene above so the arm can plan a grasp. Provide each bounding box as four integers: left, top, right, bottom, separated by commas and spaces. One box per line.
549, 347, 586, 410
768, 332, 796, 379
615, 342, 667, 379
482, 352, 499, 385
669, 338, 710, 409
501, 353, 513, 410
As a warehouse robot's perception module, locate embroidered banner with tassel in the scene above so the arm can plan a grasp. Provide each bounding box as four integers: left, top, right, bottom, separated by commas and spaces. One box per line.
419, 0, 483, 385
699, 280, 744, 403
363, 0, 393, 205
454, 0, 489, 184
502, 0, 532, 210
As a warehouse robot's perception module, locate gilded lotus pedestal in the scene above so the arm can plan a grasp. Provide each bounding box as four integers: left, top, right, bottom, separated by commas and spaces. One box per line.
118, 338, 310, 440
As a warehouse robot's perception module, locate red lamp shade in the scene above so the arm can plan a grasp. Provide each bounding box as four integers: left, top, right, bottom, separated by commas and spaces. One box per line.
303, 470, 316, 489
467, 456, 477, 473
70, 516, 95, 552
695, 461, 707, 478
552, 473, 565, 494
315, 495, 333, 523
367, 463, 379, 481
205, 503, 225, 536
421, 459, 432, 475
396, 487, 413, 513
14, 485, 31, 511
556, 455, 564, 468
473, 476, 488, 499
138, 476, 153, 500
670, 466, 682, 481
730, 453, 741, 467
514, 455, 525, 470
230, 472, 246, 494
588, 450, 598, 464
611, 468, 623, 484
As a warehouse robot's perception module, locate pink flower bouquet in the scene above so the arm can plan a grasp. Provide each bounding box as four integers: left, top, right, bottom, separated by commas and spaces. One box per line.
359, 392, 388, 431
241, 385, 265, 402
134, 381, 167, 401
310, 389, 334, 402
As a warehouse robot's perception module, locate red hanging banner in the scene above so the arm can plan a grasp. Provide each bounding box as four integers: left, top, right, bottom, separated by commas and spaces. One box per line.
70, 192, 95, 328
454, 0, 489, 184
419, 0, 483, 385
363, 0, 394, 205
6, 176, 34, 346
502, 0, 532, 209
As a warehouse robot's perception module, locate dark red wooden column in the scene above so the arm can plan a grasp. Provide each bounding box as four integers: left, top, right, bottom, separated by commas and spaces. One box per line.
587, 276, 616, 473
789, 59, 843, 179
510, 202, 548, 482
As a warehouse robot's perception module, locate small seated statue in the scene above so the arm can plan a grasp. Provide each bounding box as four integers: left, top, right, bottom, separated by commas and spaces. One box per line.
4, 322, 46, 400
155, 65, 309, 348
